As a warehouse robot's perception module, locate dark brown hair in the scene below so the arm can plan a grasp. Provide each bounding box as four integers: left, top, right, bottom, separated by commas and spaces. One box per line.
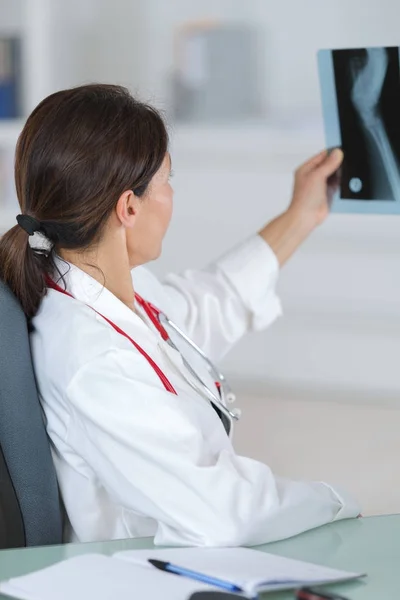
0, 84, 168, 318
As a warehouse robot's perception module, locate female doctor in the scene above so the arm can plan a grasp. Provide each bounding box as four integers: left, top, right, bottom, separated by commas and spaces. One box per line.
0, 84, 360, 546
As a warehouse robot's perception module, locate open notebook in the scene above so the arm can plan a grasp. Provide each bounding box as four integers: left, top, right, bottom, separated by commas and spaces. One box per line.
0, 547, 365, 600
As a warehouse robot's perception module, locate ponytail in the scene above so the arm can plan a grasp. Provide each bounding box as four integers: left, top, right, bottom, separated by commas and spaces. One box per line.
0, 225, 49, 318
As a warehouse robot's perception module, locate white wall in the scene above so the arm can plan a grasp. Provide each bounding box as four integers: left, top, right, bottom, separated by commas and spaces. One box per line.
0, 0, 23, 29
252, 0, 400, 115
61, 0, 400, 116
43, 0, 400, 113
233, 390, 400, 515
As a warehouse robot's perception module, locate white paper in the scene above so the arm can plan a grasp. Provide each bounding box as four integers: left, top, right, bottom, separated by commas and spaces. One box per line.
0, 554, 212, 600
115, 547, 364, 596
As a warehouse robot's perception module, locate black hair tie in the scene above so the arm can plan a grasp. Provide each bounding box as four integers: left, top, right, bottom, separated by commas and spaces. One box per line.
16, 214, 41, 236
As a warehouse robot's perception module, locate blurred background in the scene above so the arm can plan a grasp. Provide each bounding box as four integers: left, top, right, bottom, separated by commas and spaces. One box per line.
1, 0, 400, 514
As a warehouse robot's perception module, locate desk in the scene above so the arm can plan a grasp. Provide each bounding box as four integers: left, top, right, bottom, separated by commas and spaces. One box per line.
0, 515, 398, 599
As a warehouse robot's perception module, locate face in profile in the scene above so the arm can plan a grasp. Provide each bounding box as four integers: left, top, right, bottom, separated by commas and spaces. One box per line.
126, 153, 174, 267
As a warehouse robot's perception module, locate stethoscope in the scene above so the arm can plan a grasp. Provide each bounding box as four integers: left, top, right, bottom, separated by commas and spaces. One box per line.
47, 278, 241, 428
134, 293, 241, 424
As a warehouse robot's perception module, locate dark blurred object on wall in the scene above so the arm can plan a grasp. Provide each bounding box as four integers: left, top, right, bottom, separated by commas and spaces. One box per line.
0, 37, 22, 119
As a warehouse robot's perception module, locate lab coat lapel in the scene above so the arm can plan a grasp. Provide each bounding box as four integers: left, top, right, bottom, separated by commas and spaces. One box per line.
52, 257, 232, 438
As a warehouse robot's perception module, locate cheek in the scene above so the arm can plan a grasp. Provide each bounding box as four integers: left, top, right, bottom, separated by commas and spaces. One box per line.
132, 185, 173, 240
156, 186, 173, 228
127, 187, 173, 265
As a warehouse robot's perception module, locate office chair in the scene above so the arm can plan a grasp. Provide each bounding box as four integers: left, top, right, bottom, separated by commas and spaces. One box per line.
0, 278, 63, 548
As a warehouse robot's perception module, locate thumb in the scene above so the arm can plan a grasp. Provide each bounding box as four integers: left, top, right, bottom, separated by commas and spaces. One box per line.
317, 148, 344, 178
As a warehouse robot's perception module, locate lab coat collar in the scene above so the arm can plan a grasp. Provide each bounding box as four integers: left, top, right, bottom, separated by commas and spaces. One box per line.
51, 255, 151, 339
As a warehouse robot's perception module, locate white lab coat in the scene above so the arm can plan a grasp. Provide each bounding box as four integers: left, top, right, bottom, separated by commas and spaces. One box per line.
31, 236, 360, 546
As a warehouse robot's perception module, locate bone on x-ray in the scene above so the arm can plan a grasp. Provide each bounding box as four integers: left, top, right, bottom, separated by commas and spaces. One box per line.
318, 46, 400, 214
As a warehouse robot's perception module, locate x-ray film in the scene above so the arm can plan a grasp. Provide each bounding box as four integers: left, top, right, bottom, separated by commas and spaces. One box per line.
318, 47, 400, 214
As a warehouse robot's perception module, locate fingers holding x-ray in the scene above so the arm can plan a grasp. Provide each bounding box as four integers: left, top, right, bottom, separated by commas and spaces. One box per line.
320, 46, 400, 208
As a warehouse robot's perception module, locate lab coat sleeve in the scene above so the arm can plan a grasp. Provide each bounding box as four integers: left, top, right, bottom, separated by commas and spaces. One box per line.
161, 235, 282, 360
66, 349, 360, 547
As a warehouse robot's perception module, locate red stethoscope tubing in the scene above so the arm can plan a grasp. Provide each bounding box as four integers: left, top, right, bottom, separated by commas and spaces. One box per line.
45, 277, 177, 395
134, 293, 170, 342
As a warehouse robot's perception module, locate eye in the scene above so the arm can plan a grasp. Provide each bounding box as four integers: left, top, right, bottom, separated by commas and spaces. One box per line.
133, 184, 148, 197
169, 169, 174, 180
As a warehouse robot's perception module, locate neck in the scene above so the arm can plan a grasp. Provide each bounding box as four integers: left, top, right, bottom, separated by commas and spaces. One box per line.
59, 243, 136, 312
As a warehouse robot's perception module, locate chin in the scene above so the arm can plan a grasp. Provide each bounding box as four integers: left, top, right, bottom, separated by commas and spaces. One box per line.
149, 240, 163, 261
131, 245, 162, 268
150, 245, 163, 262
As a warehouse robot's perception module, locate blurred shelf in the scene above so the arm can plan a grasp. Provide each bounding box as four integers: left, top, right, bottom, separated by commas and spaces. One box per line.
0, 119, 24, 145
170, 120, 325, 169
0, 208, 17, 233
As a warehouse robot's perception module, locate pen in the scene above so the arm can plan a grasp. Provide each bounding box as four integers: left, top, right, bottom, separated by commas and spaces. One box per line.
148, 559, 244, 593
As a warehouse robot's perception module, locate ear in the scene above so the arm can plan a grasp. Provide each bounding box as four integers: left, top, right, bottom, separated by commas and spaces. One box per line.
115, 190, 141, 228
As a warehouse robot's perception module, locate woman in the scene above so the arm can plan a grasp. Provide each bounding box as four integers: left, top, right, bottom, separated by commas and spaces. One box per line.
0, 84, 359, 546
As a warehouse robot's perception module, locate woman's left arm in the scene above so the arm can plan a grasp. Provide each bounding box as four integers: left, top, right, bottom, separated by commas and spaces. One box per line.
150, 149, 343, 360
